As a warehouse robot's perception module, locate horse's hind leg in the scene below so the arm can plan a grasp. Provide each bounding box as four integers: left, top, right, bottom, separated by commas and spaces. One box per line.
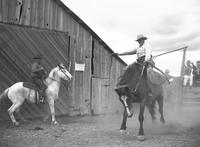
8, 103, 22, 126
120, 109, 128, 133
43, 102, 51, 122
147, 100, 156, 122
157, 95, 165, 123
138, 99, 146, 141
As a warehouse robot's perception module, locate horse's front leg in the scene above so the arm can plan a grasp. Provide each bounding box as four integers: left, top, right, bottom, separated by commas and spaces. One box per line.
48, 99, 58, 125
120, 109, 128, 134
43, 102, 51, 122
138, 99, 146, 141
146, 100, 156, 122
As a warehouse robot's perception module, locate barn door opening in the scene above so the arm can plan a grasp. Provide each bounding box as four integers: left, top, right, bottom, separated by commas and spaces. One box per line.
91, 78, 110, 115
90, 39, 110, 115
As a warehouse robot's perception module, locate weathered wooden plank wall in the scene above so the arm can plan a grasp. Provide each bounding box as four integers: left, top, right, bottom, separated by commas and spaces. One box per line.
0, 23, 72, 120
0, 0, 126, 117
91, 40, 124, 114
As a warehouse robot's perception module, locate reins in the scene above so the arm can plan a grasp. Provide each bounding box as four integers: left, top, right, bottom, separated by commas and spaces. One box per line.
133, 62, 146, 93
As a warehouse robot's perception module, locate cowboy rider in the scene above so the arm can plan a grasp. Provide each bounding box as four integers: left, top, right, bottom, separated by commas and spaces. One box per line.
31, 54, 47, 103
114, 34, 153, 96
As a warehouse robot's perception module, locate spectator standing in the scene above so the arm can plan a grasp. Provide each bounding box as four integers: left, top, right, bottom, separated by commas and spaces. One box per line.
165, 69, 174, 83
192, 61, 200, 86
183, 60, 193, 87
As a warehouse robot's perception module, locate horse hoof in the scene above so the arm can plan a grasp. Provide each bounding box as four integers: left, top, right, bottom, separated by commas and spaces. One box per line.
137, 135, 145, 141
127, 113, 133, 118
14, 121, 20, 126
52, 121, 59, 125
160, 118, 165, 124
120, 130, 129, 134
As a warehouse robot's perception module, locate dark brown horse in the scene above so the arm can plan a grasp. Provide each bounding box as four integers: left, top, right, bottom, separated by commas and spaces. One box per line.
115, 62, 165, 141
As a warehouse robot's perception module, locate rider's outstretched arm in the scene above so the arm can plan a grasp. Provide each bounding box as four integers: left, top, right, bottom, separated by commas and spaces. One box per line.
117, 49, 137, 56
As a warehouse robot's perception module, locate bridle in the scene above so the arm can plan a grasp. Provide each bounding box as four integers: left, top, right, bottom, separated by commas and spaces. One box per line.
47, 66, 70, 83
58, 65, 70, 80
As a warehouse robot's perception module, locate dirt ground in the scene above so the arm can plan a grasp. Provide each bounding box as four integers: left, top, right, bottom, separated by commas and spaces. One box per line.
0, 106, 200, 147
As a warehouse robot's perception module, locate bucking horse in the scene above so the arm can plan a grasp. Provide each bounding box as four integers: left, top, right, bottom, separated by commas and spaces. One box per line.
115, 61, 168, 141
0, 64, 72, 126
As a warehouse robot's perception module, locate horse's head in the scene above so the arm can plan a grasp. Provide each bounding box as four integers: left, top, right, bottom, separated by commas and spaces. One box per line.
56, 63, 72, 81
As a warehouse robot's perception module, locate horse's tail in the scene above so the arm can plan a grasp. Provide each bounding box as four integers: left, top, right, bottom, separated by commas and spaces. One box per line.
0, 88, 9, 102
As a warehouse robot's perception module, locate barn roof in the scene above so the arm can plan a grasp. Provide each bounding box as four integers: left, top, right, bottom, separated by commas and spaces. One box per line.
54, 0, 127, 66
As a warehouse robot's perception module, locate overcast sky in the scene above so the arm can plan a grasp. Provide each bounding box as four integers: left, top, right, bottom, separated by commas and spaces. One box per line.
62, 0, 200, 76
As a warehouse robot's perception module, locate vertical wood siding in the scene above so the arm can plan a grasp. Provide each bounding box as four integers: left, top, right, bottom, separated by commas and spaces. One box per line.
0, 23, 72, 120
0, 0, 126, 117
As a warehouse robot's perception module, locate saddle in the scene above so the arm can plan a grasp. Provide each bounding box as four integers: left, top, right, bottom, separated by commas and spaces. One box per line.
22, 82, 40, 103
23, 82, 38, 90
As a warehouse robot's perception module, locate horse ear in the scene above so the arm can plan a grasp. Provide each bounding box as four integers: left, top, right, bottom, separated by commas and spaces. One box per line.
53, 71, 56, 78
58, 63, 65, 69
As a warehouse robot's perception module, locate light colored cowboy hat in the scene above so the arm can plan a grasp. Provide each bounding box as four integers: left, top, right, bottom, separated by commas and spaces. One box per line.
136, 34, 147, 41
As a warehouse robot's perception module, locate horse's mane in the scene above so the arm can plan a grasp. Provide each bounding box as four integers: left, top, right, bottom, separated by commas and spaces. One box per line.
48, 66, 58, 79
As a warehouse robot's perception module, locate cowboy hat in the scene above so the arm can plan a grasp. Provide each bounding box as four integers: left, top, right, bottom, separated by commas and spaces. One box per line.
136, 34, 147, 41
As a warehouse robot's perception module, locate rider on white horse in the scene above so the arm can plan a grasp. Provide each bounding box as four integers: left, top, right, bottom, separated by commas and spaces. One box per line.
31, 54, 47, 103
0, 63, 72, 126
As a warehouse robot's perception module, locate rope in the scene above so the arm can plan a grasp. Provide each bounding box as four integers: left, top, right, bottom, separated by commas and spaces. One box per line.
152, 46, 188, 59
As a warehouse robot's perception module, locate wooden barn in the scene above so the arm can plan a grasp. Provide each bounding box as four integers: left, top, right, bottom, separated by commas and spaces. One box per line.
0, 0, 126, 120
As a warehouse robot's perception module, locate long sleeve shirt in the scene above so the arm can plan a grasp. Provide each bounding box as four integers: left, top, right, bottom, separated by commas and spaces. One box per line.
31, 62, 46, 78
184, 65, 193, 76
136, 43, 152, 61
117, 42, 152, 61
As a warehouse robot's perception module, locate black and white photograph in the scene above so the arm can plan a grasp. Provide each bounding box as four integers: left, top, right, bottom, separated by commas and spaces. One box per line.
0, 0, 200, 146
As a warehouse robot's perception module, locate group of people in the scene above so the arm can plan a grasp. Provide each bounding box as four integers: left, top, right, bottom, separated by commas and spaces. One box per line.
183, 60, 200, 87
31, 34, 199, 104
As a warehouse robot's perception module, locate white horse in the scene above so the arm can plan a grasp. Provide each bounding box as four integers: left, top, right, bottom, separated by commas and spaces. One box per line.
0, 64, 72, 126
